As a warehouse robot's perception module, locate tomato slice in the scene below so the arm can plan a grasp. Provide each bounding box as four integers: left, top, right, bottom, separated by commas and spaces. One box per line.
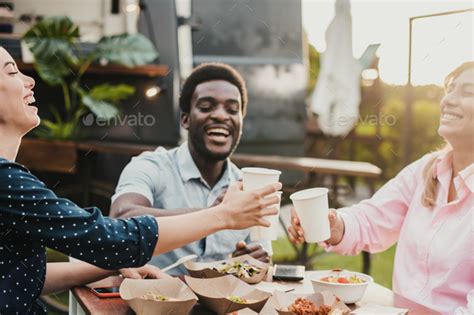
337, 277, 350, 283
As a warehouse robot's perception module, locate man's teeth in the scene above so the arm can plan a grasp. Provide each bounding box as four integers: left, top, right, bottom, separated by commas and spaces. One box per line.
24, 96, 35, 105
207, 128, 230, 136
442, 113, 462, 120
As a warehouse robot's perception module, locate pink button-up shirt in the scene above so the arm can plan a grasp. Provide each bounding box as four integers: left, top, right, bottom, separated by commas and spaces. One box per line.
328, 151, 473, 314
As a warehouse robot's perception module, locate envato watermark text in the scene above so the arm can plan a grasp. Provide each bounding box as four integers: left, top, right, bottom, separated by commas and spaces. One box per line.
82, 113, 156, 127
337, 114, 397, 127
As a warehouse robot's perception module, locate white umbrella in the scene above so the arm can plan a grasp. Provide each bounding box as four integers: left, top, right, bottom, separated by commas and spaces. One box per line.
310, 0, 361, 137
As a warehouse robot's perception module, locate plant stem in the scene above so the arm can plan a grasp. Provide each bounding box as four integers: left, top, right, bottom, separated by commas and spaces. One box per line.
61, 82, 72, 121
78, 58, 93, 79
75, 57, 93, 114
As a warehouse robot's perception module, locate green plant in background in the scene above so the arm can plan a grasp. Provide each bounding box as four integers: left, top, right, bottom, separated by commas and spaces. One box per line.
306, 42, 320, 97
351, 84, 444, 180
23, 16, 158, 140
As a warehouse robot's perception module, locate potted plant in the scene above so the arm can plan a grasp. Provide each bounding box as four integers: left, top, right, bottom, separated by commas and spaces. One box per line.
17, 16, 158, 172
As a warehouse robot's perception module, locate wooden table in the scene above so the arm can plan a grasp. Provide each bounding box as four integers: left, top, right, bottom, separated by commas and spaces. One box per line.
70, 273, 439, 315
231, 154, 381, 179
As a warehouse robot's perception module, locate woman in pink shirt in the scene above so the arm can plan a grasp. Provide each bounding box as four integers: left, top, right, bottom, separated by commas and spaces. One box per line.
288, 62, 474, 314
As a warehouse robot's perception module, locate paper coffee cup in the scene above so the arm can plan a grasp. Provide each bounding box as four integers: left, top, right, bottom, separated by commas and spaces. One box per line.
242, 167, 281, 191
250, 191, 282, 241
290, 188, 330, 243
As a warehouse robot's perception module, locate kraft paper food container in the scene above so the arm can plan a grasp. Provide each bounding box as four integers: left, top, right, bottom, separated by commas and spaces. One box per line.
184, 254, 269, 284
272, 290, 351, 315
184, 275, 272, 315
119, 278, 198, 315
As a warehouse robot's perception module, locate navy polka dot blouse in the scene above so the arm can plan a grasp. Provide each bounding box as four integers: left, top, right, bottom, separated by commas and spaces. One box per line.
0, 158, 159, 314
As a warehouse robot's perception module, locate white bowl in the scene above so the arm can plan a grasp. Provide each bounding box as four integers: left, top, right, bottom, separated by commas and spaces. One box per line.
310, 270, 373, 304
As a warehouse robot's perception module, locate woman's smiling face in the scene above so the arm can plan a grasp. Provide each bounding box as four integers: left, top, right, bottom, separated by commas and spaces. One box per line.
438, 66, 474, 147
0, 47, 39, 135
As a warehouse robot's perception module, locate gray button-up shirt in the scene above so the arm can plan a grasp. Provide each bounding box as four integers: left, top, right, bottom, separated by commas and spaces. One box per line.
112, 142, 271, 274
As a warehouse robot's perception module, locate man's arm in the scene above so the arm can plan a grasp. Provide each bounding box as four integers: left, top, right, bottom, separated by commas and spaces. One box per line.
110, 192, 201, 218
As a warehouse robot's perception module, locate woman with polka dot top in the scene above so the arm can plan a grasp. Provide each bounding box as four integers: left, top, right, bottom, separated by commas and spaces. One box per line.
0, 46, 282, 314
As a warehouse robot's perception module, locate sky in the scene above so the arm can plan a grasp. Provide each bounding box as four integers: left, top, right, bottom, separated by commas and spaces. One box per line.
302, 0, 473, 86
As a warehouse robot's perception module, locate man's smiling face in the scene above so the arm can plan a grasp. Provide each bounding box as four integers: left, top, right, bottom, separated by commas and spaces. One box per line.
181, 80, 243, 161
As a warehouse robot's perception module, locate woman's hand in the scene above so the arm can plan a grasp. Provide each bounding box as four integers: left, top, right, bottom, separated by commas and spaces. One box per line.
119, 264, 171, 279
288, 207, 345, 246
216, 181, 282, 230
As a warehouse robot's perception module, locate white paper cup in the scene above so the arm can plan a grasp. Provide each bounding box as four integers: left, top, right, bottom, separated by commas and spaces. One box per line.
250, 191, 282, 241
290, 188, 330, 243
242, 167, 281, 191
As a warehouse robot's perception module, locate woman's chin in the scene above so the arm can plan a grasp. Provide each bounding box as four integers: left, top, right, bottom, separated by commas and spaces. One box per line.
22, 114, 41, 135
33, 116, 41, 128
438, 125, 454, 138
438, 125, 473, 146
27, 104, 38, 114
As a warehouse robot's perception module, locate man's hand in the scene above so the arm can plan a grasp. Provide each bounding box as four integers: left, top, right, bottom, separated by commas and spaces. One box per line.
232, 241, 269, 263
119, 264, 171, 279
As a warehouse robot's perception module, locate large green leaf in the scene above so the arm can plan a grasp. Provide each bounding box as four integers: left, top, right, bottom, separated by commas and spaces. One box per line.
93, 34, 158, 67
81, 95, 119, 120
33, 59, 72, 86
23, 16, 80, 42
88, 84, 136, 103
23, 16, 80, 85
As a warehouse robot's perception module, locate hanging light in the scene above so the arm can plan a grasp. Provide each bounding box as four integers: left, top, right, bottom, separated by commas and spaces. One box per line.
145, 86, 161, 98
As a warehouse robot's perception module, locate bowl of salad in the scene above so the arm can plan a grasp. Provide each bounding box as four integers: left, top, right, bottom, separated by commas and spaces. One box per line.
310, 269, 373, 303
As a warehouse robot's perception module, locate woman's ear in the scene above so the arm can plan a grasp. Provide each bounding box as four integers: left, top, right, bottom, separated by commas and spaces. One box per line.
180, 112, 190, 130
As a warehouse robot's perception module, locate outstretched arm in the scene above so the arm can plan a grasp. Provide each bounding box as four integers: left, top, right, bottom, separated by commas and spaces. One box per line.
110, 193, 201, 218
152, 182, 281, 255
288, 157, 426, 255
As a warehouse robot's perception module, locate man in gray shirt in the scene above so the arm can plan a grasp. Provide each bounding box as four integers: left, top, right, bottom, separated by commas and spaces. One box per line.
110, 63, 271, 274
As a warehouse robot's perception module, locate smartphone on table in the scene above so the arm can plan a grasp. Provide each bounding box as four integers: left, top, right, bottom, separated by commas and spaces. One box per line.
89, 287, 121, 298
273, 264, 305, 281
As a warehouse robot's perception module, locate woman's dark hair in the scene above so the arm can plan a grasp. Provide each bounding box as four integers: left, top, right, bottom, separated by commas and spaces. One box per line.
179, 63, 248, 116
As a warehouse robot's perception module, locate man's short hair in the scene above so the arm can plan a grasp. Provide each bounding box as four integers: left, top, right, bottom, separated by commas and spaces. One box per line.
179, 63, 248, 116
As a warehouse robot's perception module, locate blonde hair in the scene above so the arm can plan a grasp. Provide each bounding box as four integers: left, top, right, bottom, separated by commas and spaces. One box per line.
421, 145, 450, 208
421, 61, 474, 208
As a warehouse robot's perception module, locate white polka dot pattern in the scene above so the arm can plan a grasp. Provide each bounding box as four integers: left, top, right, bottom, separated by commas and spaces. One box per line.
0, 159, 159, 314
